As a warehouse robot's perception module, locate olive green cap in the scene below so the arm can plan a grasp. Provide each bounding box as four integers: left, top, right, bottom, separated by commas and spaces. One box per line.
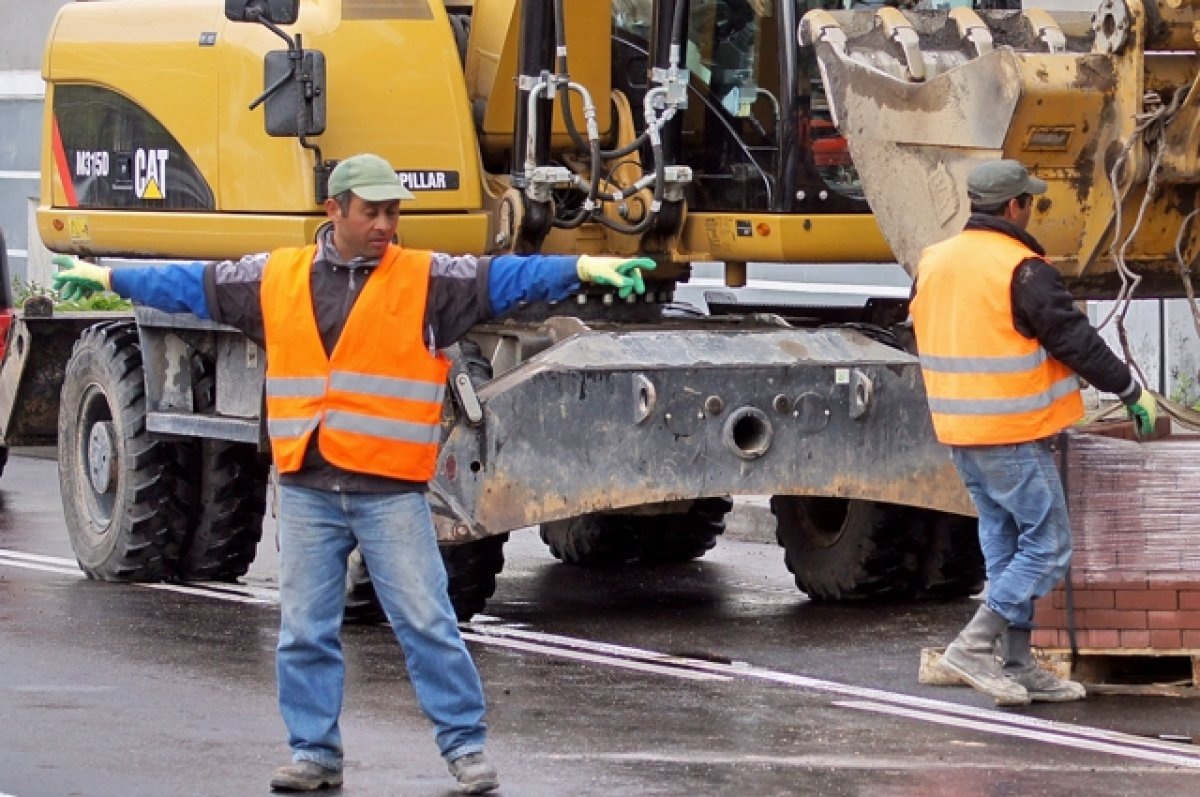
328, 154, 414, 201
966, 159, 1047, 205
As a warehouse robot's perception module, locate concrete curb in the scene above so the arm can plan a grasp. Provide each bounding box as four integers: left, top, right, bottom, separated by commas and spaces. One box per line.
724, 496, 775, 545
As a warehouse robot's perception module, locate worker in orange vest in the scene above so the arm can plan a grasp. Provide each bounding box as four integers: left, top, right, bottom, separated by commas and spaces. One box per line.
910, 159, 1157, 707
53, 153, 654, 794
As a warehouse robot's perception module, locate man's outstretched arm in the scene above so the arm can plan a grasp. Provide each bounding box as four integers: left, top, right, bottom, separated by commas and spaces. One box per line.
53, 256, 213, 319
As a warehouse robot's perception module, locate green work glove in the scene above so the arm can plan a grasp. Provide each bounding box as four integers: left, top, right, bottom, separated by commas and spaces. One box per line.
52, 255, 112, 302
1125, 386, 1158, 440
576, 255, 657, 299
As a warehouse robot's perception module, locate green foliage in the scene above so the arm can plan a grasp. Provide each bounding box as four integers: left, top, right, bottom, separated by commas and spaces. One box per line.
11, 276, 132, 312
1169, 371, 1200, 410
11, 276, 55, 307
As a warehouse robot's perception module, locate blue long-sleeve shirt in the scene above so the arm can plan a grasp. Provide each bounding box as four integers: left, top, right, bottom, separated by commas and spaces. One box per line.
107, 229, 584, 492
110, 233, 581, 352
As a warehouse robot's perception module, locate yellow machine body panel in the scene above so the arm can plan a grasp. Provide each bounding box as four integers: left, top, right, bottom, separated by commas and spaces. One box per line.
465, 0, 613, 154
39, 0, 488, 259
681, 212, 891, 264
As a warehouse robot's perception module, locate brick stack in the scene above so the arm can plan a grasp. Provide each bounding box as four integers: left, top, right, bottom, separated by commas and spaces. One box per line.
1031, 422, 1200, 655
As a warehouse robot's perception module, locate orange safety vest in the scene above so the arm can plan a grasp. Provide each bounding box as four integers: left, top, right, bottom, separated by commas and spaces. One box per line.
911, 229, 1083, 446
260, 244, 450, 481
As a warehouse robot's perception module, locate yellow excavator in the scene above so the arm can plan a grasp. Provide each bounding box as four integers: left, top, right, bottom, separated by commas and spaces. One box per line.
6, 0, 994, 619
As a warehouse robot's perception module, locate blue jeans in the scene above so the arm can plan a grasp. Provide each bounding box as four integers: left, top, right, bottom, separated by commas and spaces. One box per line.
950, 440, 1072, 630
276, 485, 487, 770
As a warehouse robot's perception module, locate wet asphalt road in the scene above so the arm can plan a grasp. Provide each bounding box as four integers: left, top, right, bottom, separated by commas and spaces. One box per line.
1, 452, 1199, 797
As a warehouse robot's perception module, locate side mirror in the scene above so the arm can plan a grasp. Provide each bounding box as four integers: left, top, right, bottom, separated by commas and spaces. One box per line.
262, 50, 327, 137
225, 0, 299, 25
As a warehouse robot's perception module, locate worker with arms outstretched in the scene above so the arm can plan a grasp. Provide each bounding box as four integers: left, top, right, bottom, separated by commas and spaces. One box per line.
54, 153, 654, 794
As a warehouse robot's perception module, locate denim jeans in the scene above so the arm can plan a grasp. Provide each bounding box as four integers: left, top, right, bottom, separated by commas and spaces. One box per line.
950, 440, 1072, 630
276, 485, 487, 770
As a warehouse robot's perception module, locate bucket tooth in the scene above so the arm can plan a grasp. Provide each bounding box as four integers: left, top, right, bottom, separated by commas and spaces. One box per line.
876, 6, 926, 81
949, 8, 993, 58
1021, 8, 1067, 53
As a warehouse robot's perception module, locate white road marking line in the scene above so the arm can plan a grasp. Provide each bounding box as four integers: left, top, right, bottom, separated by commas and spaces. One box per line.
0, 550, 85, 567
475, 622, 1200, 760
459, 631, 729, 682
836, 700, 1200, 769
0, 558, 83, 577
5, 548, 1198, 767
142, 582, 273, 605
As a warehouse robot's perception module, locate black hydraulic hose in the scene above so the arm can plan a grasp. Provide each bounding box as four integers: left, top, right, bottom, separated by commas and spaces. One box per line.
669, 0, 687, 49
552, 0, 592, 155
591, 142, 665, 236
555, 137, 604, 230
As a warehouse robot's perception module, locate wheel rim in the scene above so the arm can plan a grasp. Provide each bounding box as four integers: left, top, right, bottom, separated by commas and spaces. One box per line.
79, 384, 117, 527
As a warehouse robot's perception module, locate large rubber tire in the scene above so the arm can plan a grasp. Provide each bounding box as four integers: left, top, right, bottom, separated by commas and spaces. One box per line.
442, 534, 508, 621
540, 497, 732, 566
626, 497, 733, 563
166, 362, 269, 582
772, 496, 919, 601
169, 439, 269, 581
911, 509, 984, 599
58, 323, 175, 580
540, 513, 633, 566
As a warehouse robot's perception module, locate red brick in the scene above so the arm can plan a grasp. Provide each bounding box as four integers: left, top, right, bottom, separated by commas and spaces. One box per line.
1150, 629, 1183, 649
1148, 611, 1200, 630
1111, 579, 1151, 591
1081, 609, 1148, 629
1182, 630, 1200, 648
1115, 589, 1179, 611
1180, 591, 1200, 610
1067, 590, 1115, 610
1033, 607, 1066, 627
1149, 581, 1199, 592
1119, 630, 1151, 649
1031, 629, 1058, 648
1088, 629, 1121, 648
1050, 590, 1066, 609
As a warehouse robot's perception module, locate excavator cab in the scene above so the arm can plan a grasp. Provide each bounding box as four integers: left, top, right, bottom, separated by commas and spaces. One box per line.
611, 0, 869, 216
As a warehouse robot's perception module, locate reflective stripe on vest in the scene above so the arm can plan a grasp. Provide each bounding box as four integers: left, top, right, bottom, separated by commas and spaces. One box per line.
260, 244, 450, 481
911, 229, 1084, 445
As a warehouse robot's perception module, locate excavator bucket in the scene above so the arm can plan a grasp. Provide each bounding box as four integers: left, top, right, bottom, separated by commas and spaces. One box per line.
800, 1, 1200, 299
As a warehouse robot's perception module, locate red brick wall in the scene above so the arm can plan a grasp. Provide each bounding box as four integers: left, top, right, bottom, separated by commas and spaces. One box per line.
1031, 426, 1200, 652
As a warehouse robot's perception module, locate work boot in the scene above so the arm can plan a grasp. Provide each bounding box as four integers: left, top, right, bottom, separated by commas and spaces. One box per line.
1001, 627, 1086, 702
938, 604, 1031, 706
269, 760, 343, 792
447, 751, 500, 794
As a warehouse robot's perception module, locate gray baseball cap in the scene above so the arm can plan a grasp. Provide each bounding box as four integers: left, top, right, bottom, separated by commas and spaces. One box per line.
328, 154, 414, 201
966, 159, 1047, 205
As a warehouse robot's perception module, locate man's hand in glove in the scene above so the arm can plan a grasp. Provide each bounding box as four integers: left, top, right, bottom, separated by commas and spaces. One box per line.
52, 255, 112, 301
1125, 387, 1158, 440
576, 256, 656, 299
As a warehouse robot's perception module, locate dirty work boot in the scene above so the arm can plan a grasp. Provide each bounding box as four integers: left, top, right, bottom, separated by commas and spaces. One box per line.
938, 604, 1031, 706
269, 760, 344, 792
1001, 627, 1086, 702
447, 751, 500, 794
